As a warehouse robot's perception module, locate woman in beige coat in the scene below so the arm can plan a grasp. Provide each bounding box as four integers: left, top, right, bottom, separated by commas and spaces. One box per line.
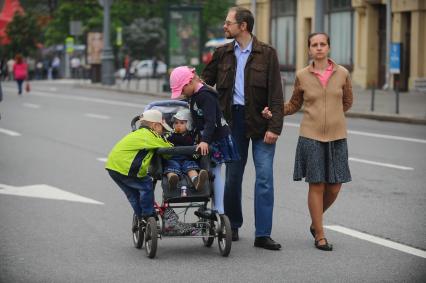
263, 32, 353, 251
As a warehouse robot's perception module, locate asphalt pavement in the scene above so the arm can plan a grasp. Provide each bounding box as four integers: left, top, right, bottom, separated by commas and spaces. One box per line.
0, 80, 425, 282
72, 77, 426, 125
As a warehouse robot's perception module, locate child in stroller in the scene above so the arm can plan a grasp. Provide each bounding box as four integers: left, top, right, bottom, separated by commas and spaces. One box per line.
129, 100, 233, 258
164, 108, 208, 192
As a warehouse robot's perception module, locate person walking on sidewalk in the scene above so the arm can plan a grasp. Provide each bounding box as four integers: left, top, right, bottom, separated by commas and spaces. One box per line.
13, 54, 28, 95
202, 6, 284, 250
263, 32, 353, 251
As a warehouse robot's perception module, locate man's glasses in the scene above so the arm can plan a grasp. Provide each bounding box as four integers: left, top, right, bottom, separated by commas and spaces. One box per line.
224, 21, 238, 26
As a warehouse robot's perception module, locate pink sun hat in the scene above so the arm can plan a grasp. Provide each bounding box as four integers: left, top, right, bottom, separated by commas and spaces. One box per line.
170, 66, 195, 99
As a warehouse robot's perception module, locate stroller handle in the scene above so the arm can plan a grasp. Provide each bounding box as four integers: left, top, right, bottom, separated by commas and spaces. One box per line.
131, 115, 141, 131
157, 145, 213, 156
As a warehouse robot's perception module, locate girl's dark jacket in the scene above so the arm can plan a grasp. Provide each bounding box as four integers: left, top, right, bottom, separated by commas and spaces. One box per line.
189, 85, 230, 144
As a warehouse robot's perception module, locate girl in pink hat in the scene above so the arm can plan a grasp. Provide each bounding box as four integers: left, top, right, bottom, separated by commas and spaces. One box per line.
169, 66, 240, 215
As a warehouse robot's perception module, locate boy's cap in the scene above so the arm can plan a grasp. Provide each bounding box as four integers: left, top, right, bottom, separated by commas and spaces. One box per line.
141, 109, 172, 132
170, 66, 195, 99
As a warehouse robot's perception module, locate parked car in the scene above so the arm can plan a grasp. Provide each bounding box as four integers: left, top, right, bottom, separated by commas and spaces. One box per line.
116, 59, 167, 79
202, 38, 233, 65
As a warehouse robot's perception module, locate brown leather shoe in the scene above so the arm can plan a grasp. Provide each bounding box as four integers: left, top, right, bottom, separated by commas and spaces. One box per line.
194, 169, 208, 191
168, 174, 179, 190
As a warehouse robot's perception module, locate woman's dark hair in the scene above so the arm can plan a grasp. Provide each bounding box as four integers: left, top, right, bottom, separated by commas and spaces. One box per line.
15, 54, 23, 64
229, 6, 254, 33
307, 33, 330, 47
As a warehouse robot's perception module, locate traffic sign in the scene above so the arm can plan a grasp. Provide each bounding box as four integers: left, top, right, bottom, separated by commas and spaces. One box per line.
116, 26, 122, 46
390, 43, 401, 74
66, 37, 74, 54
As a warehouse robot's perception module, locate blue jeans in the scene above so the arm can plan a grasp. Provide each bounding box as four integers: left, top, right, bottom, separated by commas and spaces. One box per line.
224, 106, 276, 237
16, 79, 24, 94
164, 157, 199, 175
107, 170, 154, 217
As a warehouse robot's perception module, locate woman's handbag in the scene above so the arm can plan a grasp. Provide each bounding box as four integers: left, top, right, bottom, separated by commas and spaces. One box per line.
25, 81, 30, 93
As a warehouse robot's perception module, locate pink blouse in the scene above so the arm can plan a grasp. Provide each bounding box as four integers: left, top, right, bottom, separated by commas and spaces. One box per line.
312, 60, 333, 87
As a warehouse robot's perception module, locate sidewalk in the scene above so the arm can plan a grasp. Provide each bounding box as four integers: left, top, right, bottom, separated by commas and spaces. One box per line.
72, 78, 425, 125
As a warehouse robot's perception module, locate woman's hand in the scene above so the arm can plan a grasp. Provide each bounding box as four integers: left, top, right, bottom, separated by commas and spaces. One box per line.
196, 142, 209, 155
262, 107, 272, 119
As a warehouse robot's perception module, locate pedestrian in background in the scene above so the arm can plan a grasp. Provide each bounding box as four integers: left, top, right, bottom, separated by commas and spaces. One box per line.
202, 6, 284, 250
13, 54, 28, 95
0, 80, 2, 119
263, 32, 353, 251
152, 56, 158, 78
7, 57, 15, 81
52, 55, 61, 79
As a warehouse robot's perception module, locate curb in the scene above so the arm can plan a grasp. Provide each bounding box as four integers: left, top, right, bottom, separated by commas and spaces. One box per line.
75, 83, 426, 125
346, 112, 426, 125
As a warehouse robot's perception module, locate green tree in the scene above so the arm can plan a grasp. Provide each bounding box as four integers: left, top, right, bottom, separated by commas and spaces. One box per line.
123, 17, 165, 59
5, 12, 42, 57
43, 1, 102, 46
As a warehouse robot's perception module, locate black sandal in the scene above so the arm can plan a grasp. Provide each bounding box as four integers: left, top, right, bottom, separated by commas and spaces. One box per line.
315, 238, 333, 251
310, 226, 315, 238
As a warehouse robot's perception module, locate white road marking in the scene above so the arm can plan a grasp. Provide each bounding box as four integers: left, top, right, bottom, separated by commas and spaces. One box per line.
0, 184, 104, 205
23, 103, 40, 109
0, 128, 21, 136
29, 90, 145, 108
85, 113, 110, 120
284, 122, 300, 128
348, 130, 426, 144
284, 122, 426, 144
349, 157, 414, 170
97, 157, 107, 162
325, 225, 426, 259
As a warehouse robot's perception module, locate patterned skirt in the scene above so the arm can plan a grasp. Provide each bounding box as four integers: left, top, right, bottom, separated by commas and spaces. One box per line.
210, 134, 240, 166
293, 136, 351, 184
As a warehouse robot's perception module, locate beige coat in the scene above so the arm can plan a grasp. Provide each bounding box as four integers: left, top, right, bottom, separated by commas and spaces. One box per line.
284, 60, 353, 142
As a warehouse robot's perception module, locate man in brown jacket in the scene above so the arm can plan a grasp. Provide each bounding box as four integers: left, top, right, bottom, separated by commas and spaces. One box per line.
202, 6, 283, 250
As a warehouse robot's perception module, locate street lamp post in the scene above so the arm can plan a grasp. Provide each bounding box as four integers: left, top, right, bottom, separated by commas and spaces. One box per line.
314, 0, 325, 32
99, 0, 115, 85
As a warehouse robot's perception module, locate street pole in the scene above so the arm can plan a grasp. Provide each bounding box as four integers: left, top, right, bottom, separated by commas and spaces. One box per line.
314, 0, 325, 32
251, 0, 256, 35
99, 0, 115, 85
384, 0, 392, 90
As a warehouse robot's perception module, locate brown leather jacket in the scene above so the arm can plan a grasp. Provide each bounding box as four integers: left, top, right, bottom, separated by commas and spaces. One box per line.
201, 36, 284, 139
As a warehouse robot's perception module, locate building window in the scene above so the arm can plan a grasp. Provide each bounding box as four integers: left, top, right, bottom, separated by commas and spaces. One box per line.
325, 0, 354, 68
271, 0, 296, 70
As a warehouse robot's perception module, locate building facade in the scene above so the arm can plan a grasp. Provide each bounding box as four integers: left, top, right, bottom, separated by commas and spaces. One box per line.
237, 0, 426, 91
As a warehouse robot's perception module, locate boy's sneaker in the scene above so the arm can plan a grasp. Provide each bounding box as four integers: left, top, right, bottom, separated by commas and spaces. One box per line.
194, 169, 208, 191
168, 174, 179, 190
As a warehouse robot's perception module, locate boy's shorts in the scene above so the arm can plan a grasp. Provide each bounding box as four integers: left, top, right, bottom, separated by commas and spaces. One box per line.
164, 157, 199, 175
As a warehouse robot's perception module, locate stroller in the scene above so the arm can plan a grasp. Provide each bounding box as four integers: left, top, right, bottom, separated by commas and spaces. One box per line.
130, 100, 232, 259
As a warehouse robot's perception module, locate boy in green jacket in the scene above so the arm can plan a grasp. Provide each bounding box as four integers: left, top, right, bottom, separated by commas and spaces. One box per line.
106, 109, 172, 225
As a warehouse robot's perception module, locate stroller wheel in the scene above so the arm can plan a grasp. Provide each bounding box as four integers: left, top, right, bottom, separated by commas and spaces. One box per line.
132, 214, 143, 249
202, 220, 215, 247
217, 214, 232, 257
144, 217, 158, 259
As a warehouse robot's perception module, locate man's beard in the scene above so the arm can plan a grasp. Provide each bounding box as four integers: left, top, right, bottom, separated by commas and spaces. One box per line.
224, 31, 234, 39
